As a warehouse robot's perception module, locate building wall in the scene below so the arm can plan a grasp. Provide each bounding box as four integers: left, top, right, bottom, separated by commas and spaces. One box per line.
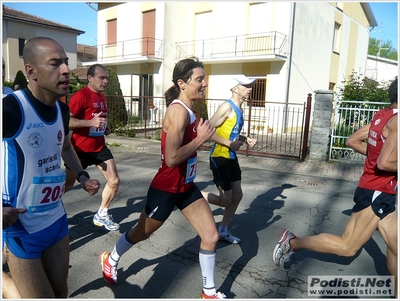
96, 2, 374, 109
2, 19, 78, 82
365, 55, 398, 83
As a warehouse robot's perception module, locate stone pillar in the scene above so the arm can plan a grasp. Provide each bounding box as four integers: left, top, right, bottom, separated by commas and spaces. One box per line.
308, 90, 334, 162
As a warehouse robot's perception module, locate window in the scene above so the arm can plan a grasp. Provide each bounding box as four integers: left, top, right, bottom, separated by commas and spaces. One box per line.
142, 10, 155, 56
18, 38, 25, 57
107, 19, 117, 45
332, 22, 341, 53
249, 78, 266, 107
329, 82, 336, 90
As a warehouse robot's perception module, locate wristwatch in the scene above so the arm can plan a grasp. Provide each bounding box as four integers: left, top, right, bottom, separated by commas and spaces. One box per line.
239, 136, 248, 143
76, 170, 90, 183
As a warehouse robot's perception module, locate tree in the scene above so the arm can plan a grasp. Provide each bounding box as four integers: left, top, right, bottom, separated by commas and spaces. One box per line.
337, 71, 391, 103
368, 37, 398, 60
13, 70, 28, 89
104, 67, 128, 131
69, 73, 84, 95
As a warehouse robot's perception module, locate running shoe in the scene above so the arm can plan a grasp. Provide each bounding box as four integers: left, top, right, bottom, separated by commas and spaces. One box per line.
272, 229, 296, 269
219, 229, 241, 244
99, 251, 117, 285
93, 213, 120, 231
201, 291, 227, 299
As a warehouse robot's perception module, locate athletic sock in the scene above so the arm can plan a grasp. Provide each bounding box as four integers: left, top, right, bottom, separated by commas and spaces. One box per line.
98, 207, 108, 217
218, 225, 227, 234
199, 248, 216, 296
109, 232, 135, 266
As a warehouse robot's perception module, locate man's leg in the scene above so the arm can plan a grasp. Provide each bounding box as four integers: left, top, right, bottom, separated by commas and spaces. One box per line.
97, 159, 120, 209
220, 181, 242, 227
93, 158, 121, 230
5, 235, 69, 298
377, 210, 397, 294
292, 206, 380, 257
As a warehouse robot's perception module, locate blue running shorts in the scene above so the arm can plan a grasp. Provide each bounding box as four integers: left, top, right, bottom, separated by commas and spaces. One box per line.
3, 214, 69, 259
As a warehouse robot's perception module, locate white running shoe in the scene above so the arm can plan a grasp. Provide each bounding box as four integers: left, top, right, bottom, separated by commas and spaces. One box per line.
93, 213, 120, 231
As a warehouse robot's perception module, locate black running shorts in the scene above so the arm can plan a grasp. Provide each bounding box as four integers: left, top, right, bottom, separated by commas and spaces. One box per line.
65, 145, 114, 170
144, 184, 203, 222
210, 157, 241, 191
352, 187, 396, 219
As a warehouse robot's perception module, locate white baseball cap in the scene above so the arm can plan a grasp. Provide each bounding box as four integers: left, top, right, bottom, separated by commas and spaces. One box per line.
228, 75, 256, 90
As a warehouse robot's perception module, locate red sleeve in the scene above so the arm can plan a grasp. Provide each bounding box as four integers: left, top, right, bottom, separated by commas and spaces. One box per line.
68, 88, 87, 118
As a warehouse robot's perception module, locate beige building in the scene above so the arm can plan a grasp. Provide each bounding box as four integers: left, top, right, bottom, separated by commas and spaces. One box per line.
2, 5, 84, 83
82, 2, 377, 131
4, 2, 377, 133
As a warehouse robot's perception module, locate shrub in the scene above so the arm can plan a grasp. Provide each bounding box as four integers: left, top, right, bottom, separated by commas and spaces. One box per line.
13, 70, 28, 89
337, 72, 391, 103
104, 67, 128, 131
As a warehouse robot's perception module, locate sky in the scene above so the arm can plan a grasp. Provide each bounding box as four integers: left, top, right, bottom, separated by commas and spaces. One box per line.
2, 1, 399, 50
369, 2, 398, 50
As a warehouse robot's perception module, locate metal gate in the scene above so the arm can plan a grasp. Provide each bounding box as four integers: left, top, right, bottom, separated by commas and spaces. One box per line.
109, 94, 312, 162
200, 94, 312, 162
329, 100, 388, 162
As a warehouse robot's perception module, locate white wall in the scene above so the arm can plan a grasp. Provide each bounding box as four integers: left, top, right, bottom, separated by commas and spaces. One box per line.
366, 55, 398, 83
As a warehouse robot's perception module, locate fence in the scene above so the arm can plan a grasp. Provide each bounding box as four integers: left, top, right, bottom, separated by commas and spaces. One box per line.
329, 100, 389, 162
101, 94, 312, 161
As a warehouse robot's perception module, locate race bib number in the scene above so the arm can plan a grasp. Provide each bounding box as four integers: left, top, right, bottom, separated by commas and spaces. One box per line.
185, 156, 197, 184
29, 173, 66, 213
89, 118, 107, 137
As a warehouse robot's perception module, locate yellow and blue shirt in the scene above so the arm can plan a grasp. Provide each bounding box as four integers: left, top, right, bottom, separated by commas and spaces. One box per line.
210, 99, 244, 160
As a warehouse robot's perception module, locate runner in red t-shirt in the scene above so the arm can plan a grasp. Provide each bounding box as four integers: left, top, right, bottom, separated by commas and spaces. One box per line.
64, 64, 120, 231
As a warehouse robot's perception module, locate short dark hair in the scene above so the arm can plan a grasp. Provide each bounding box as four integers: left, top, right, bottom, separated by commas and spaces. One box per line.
87, 64, 107, 78
388, 76, 397, 105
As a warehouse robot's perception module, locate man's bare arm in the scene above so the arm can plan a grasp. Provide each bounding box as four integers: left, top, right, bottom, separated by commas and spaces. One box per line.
377, 115, 398, 172
345, 124, 370, 155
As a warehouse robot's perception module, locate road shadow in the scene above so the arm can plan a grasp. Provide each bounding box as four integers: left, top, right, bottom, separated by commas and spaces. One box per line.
215, 183, 296, 298
69, 233, 205, 298
68, 196, 146, 252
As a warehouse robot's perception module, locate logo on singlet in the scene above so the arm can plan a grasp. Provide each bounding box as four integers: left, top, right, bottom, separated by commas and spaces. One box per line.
26, 122, 44, 130
28, 132, 42, 148
57, 130, 63, 144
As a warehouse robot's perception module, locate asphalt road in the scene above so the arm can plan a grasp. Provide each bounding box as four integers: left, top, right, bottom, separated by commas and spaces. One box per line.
64, 145, 390, 299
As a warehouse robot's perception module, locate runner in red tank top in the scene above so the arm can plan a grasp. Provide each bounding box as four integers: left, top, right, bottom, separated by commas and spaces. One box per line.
272, 77, 398, 295
99, 58, 227, 299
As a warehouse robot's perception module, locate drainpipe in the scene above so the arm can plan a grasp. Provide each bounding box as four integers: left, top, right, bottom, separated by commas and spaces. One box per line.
284, 2, 296, 130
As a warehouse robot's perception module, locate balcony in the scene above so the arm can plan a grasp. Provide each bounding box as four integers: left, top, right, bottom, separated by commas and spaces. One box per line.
81, 37, 163, 66
175, 31, 288, 64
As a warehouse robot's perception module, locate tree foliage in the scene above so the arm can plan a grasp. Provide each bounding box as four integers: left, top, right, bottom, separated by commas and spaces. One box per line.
368, 37, 398, 60
337, 71, 392, 103
104, 67, 128, 131
69, 73, 84, 95
13, 70, 28, 89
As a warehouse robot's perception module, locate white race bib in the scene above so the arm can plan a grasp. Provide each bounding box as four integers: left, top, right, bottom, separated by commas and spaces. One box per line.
29, 173, 66, 213
185, 156, 197, 184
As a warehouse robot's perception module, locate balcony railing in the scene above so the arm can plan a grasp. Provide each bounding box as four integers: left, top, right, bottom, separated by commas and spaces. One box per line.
175, 31, 287, 60
82, 37, 164, 62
